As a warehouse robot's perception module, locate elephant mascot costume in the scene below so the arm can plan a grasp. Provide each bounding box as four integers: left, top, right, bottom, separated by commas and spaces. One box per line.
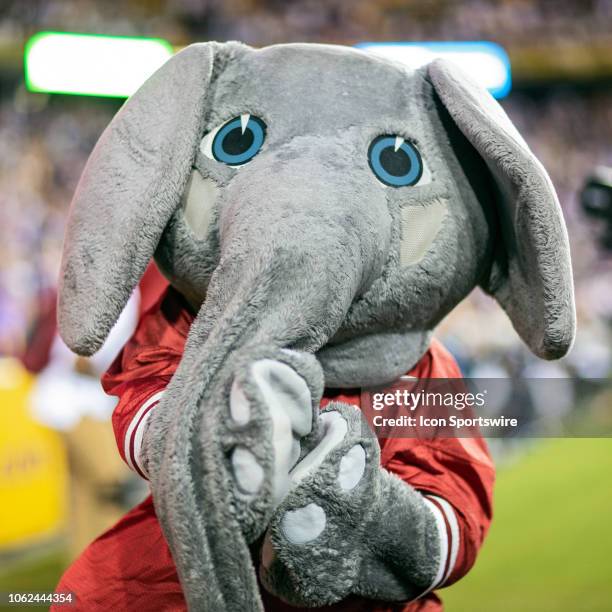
56, 42, 575, 610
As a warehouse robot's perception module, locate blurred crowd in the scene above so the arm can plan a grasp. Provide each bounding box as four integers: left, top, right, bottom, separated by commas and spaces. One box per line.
2, 0, 612, 47
1, 0, 612, 380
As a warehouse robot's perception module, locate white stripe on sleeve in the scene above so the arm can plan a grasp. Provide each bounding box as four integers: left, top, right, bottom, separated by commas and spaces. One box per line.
430, 495, 460, 585
421, 495, 449, 592
123, 391, 164, 478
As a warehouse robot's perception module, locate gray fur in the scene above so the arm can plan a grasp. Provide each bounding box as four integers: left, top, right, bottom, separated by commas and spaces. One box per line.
58, 43, 219, 355
428, 59, 576, 358
57, 41, 576, 610
260, 404, 439, 606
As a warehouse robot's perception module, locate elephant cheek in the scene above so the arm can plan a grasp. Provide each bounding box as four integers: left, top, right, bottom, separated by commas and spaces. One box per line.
182, 170, 218, 240
399, 198, 447, 267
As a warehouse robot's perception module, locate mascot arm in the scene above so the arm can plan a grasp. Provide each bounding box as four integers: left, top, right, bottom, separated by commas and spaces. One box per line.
260, 402, 493, 606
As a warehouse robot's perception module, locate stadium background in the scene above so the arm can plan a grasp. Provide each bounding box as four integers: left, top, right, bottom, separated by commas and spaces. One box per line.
1, 1, 611, 610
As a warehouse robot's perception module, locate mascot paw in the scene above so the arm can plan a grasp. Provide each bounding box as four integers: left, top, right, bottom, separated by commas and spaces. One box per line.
223, 350, 323, 539
259, 403, 381, 606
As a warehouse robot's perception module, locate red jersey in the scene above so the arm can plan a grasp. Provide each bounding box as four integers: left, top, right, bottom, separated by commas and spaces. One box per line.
55, 287, 494, 612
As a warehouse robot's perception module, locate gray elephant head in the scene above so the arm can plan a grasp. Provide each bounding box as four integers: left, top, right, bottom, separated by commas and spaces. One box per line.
57, 42, 575, 610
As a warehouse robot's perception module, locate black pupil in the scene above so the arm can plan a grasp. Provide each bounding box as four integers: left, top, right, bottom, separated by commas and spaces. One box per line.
222, 126, 254, 155
380, 146, 411, 177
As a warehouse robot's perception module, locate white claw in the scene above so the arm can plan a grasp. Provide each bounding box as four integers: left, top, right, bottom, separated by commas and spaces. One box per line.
338, 444, 366, 491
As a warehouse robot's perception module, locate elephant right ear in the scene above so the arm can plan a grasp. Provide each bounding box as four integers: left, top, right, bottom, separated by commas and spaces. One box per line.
428, 59, 576, 360
59, 43, 217, 355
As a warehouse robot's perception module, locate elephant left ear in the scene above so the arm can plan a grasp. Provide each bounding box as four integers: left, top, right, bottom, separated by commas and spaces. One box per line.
428, 58, 576, 359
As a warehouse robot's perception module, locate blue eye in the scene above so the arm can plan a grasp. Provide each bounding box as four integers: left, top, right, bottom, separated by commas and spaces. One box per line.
368, 135, 423, 187
211, 115, 266, 166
